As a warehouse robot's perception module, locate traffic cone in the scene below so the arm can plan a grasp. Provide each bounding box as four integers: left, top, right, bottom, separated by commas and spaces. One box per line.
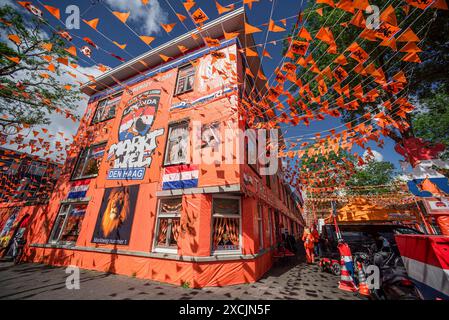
337, 242, 358, 292
356, 261, 371, 296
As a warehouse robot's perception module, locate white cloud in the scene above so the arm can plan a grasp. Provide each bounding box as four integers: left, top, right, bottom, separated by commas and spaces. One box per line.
104, 0, 168, 34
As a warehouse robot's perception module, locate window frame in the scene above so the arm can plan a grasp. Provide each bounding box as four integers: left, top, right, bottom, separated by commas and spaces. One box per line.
48, 202, 88, 245
211, 195, 242, 255
257, 203, 264, 251
70, 141, 107, 181
91, 92, 122, 125
153, 197, 182, 254
174, 63, 196, 96
163, 120, 190, 166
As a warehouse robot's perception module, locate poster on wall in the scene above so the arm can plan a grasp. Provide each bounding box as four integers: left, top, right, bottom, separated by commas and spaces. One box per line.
423, 198, 449, 215
91, 185, 139, 245
107, 89, 165, 180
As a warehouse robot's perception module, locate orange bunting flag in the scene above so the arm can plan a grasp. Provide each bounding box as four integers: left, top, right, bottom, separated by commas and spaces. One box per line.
177, 45, 188, 53
317, 0, 335, 7
245, 68, 254, 78
433, 0, 448, 9
298, 27, 312, 41
204, 37, 220, 47
183, 0, 196, 12
268, 19, 286, 32
353, 0, 370, 10
41, 42, 53, 51
6, 56, 20, 64
316, 8, 323, 16
245, 22, 262, 34
113, 41, 127, 50
224, 31, 240, 40
336, 0, 355, 13
215, 1, 234, 14
244, 0, 259, 10
112, 11, 130, 24
47, 63, 56, 73
65, 46, 77, 57
262, 49, 272, 59
43, 5, 60, 19
405, 0, 433, 9
161, 23, 176, 33
245, 47, 258, 57
159, 54, 171, 62
191, 8, 209, 25
176, 13, 186, 22
139, 35, 155, 45
83, 18, 99, 30
397, 27, 420, 42
141, 0, 149, 5
380, 5, 398, 26
8, 34, 21, 45
402, 52, 421, 63
258, 70, 267, 80
57, 57, 68, 66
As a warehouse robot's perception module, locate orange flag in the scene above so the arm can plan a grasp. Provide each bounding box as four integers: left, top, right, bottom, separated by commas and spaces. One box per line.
183, 0, 196, 12
245, 47, 258, 57
191, 8, 209, 24
402, 52, 421, 63
215, 1, 234, 14
83, 18, 99, 30
397, 27, 420, 42
161, 23, 176, 33
268, 19, 285, 32
139, 35, 155, 45
317, 0, 335, 7
258, 70, 267, 80
41, 42, 53, 51
43, 5, 60, 19
8, 34, 21, 45
113, 41, 127, 50
176, 13, 186, 22
245, 21, 262, 34
159, 54, 171, 62
244, 0, 259, 10
336, 0, 355, 13
224, 31, 240, 40
6, 56, 20, 64
65, 46, 77, 57
112, 11, 130, 24
262, 49, 272, 59
298, 27, 312, 41
380, 5, 398, 26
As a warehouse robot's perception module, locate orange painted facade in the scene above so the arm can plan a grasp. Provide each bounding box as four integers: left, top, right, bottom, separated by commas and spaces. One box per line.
20, 19, 304, 287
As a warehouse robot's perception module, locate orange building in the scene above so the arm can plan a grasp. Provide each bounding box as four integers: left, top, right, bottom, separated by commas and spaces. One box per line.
23, 9, 304, 287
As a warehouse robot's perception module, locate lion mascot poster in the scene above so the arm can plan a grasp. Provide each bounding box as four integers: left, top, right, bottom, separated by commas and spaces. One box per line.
92, 185, 139, 245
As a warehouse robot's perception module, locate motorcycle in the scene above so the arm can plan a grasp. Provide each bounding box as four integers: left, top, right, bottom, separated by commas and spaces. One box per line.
353, 243, 420, 300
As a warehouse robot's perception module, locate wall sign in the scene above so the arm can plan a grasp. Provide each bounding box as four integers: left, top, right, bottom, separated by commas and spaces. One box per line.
107, 89, 164, 180
92, 185, 139, 245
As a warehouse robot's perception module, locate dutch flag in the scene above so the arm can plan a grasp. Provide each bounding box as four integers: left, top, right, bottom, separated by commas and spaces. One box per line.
162, 164, 199, 190
67, 179, 90, 199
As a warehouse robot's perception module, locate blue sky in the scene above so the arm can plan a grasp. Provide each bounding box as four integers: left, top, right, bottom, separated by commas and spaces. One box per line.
4, 0, 405, 170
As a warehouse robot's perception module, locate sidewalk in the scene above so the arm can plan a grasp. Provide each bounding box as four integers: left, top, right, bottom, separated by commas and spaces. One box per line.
0, 257, 363, 300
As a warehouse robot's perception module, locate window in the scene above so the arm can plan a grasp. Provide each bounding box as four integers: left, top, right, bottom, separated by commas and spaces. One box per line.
257, 203, 264, 251
49, 203, 87, 244
154, 198, 182, 252
71, 143, 106, 180
164, 122, 189, 165
175, 64, 195, 95
212, 197, 241, 253
92, 93, 122, 124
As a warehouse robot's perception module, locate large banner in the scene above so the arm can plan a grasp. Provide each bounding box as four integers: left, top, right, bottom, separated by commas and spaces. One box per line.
92, 185, 139, 245
106, 89, 165, 181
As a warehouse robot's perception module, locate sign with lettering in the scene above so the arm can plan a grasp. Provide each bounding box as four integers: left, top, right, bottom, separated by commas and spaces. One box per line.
107, 89, 164, 180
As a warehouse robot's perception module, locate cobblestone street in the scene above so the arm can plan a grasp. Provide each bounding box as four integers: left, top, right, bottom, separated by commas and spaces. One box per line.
0, 257, 363, 300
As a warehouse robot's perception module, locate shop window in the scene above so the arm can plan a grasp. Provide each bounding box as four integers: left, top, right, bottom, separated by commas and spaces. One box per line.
212, 197, 241, 253
154, 197, 182, 252
164, 121, 189, 165
49, 203, 87, 244
91, 93, 122, 124
175, 64, 195, 95
257, 203, 264, 251
71, 142, 106, 180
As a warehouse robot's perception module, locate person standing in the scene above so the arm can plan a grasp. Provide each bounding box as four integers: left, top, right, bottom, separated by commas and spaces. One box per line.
311, 225, 320, 257
302, 228, 315, 264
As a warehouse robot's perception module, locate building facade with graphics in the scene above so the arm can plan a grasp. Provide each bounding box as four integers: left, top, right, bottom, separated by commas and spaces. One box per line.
0, 147, 61, 256
23, 9, 305, 287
